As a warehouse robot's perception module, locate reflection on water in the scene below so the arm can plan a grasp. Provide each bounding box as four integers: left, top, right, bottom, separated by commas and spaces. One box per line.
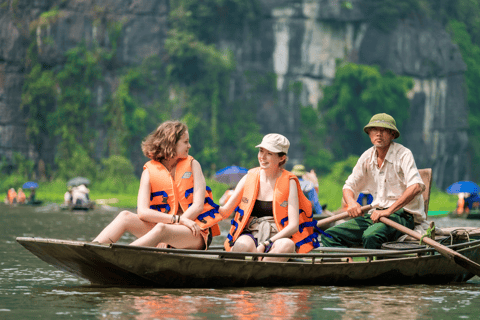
2, 204, 480, 319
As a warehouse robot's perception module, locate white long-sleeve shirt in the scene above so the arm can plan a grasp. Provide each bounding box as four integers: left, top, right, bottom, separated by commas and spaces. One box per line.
343, 142, 426, 223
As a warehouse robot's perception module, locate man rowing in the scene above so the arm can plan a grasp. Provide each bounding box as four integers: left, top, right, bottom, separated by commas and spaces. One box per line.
321, 113, 426, 249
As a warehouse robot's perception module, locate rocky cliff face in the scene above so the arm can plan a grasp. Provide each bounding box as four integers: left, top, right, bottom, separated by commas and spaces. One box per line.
223, 0, 468, 189
0, 0, 469, 189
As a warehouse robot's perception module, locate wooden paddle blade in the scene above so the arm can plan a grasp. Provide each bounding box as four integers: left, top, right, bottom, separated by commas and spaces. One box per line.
453, 255, 480, 276
380, 216, 480, 277
316, 205, 372, 228
419, 236, 480, 275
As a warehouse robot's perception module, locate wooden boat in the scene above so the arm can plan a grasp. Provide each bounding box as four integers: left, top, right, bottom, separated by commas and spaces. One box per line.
60, 201, 95, 211
25, 200, 44, 206
17, 168, 480, 288
2, 200, 43, 207
16, 236, 480, 288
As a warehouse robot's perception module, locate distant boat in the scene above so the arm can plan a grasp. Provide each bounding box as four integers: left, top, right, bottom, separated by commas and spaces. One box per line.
449, 209, 480, 220
60, 201, 95, 211
25, 200, 43, 206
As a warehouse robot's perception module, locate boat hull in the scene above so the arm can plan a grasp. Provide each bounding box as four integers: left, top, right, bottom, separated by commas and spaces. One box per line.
16, 237, 480, 288
60, 201, 95, 211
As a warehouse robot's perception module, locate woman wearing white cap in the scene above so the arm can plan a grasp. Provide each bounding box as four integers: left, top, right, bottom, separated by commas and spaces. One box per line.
218, 134, 319, 261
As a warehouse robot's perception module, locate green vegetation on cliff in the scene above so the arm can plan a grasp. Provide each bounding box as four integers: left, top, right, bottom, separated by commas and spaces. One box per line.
448, 19, 480, 183
19, 0, 263, 186
5, 0, 478, 211
300, 63, 413, 175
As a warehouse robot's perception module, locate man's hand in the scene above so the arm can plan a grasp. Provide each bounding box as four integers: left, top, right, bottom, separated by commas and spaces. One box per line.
346, 201, 363, 217
370, 209, 391, 223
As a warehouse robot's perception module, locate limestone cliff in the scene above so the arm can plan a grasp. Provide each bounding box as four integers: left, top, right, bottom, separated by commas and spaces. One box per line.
0, 0, 469, 189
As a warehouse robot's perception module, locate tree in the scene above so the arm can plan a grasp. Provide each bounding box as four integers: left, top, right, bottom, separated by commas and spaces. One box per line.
448, 20, 480, 182
319, 63, 413, 160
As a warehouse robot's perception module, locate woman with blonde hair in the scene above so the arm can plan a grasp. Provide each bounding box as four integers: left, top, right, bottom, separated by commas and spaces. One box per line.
93, 120, 221, 249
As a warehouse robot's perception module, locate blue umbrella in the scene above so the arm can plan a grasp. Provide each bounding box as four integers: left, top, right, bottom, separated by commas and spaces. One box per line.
215, 166, 248, 186
446, 181, 480, 194
22, 181, 39, 189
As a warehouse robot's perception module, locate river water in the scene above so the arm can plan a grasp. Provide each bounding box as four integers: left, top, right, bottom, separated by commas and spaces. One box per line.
2, 203, 480, 319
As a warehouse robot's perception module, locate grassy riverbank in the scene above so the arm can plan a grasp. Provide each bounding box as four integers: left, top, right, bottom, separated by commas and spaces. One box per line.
29, 176, 458, 212
30, 178, 230, 209
316, 177, 458, 212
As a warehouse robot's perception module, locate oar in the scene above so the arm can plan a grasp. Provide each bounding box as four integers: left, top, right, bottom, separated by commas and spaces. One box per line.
316, 205, 372, 229
379, 216, 480, 276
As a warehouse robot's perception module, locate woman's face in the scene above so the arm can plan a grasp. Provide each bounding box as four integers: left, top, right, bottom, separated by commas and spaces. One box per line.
175, 130, 191, 159
258, 147, 284, 169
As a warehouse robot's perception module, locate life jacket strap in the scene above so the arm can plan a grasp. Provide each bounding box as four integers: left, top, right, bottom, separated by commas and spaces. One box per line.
197, 199, 220, 222
313, 225, 332, 238
235, 206, 244, 221
227, 234, 235, 247
299, 220, 317, 233
185, 186, 211, 199
185, 188, 193, 199
300, 208, 313, 219
295, 233, 321, 249
280, 208, 309, 227
150, 190, 168, 201
150, 204, 171, 213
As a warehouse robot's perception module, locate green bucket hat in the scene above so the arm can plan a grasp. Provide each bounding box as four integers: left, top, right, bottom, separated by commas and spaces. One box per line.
363, 113, 400, 139
291, 164, 306, 176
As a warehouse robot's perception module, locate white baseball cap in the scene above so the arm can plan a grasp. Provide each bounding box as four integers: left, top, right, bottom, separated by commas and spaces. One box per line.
255, 133, 290, 154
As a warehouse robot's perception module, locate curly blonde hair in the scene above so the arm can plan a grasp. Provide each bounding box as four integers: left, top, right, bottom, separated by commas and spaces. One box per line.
141, 121, 188, 162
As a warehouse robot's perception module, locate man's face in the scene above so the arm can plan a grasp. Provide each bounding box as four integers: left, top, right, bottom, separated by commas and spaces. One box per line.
368, 127, 395, 148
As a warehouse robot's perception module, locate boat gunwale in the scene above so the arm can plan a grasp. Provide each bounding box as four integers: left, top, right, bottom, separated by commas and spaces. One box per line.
16, 237, 480, 260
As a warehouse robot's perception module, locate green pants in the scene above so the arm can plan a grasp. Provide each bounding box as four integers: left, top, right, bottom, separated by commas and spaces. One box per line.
321, 210, 415, 249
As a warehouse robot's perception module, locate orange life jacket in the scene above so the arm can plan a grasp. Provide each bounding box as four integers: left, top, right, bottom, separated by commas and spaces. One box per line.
224, 168, 320, 253
144, 156, 221, 237
17, 189, 26, 204
7, 188, 17, 204
457, 197, 465, 214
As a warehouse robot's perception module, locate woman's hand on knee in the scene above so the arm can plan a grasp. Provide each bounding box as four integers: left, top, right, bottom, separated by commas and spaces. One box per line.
256, 243, 266, 261
178, 216, 200, 236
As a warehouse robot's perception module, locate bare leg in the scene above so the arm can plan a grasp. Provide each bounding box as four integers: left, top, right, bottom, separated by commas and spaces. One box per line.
263, 238, 295, 262
130, 223, 205, 249
93, 210, 156, 244
231, 235, 257, 253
